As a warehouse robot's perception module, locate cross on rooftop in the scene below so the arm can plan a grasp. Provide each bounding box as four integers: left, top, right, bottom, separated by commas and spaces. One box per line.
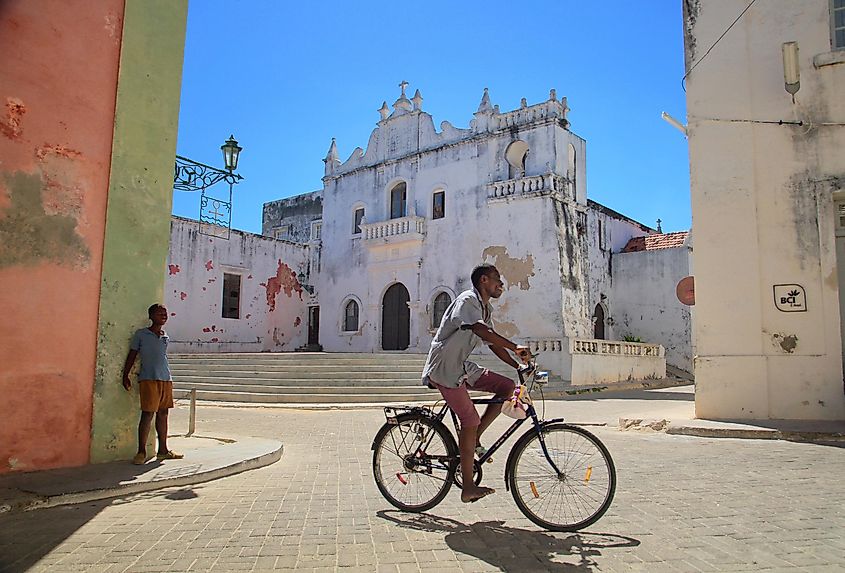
399, 80, 408, 96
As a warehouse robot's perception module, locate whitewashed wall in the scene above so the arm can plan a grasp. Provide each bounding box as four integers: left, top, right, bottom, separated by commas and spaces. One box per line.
164, 217, 310, 352
585, 202, 653, 342
684, 0, 845, 419
315, 91, 587, 369
611, 246, 692, 372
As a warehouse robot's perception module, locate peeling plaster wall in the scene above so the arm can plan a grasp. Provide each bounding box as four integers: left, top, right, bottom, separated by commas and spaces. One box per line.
90, 0, 188, 463
585, 201, 654, 341
611, 247, 693, 371
165, 217, 309, 352
262, 190, 322, 241
0, 0, 126, 474
313, 105, 580, 363
685, 0, 845, 420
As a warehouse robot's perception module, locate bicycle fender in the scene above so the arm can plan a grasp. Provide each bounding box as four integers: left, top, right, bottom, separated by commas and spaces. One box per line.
502, 419, 566, 491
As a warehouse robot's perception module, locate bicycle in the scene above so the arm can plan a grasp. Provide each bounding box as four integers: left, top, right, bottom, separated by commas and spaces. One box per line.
371, 356, 617, 532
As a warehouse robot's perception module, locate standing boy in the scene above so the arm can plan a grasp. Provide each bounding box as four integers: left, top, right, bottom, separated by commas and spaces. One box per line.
422, 263, 531, 503
122, 304, 183, 465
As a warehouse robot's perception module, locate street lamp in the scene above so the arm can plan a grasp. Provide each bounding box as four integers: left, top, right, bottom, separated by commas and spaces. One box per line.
297, 271, 315, 295
173, 135, 245, 239
221, 135, 242, 172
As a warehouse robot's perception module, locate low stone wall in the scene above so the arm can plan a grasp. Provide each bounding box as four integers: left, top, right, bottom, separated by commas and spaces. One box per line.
569, 339, 666, 386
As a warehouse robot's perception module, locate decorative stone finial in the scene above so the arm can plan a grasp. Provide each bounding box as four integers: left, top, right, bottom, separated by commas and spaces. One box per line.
392, 80, 412, 114
520, 97, 528, 109
549, 88, 557, 101
412, 89, 423, 111
656, 219, 663, 233
477, 87, 493, 113
378, 101, 390, 120
324, 138, 339, 163
323, 138, 340, 175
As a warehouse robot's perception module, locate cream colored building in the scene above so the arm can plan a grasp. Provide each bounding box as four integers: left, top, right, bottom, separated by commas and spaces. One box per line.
683, 0, 845, 420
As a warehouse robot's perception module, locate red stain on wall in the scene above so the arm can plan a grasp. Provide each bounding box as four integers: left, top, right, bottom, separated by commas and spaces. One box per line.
202, 327, 210, 332
263, 260, 303, 311
245, 313, 251, 319
211, 325, 216, 332
205, 260, 213, 271
0, 97, 26, 139
179, 292, 187, 300
294, 316, 301, 327
202, 287, 206, 291
210, 337, 219, 343
168, 264, 180, 275
170, 312, 175, 316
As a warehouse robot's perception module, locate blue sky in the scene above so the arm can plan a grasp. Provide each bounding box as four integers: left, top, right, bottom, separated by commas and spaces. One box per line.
174, 1, 690, 235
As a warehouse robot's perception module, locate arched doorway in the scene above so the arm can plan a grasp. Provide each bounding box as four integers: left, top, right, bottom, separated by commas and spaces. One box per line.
382, 283, 410, 350
593, 303, 605, 340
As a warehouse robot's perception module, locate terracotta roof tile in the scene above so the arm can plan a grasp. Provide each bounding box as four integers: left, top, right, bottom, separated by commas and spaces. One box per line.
622, 231, 689, 253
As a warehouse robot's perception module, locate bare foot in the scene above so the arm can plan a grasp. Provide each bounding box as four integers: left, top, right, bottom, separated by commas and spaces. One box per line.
461, 485, 495, 503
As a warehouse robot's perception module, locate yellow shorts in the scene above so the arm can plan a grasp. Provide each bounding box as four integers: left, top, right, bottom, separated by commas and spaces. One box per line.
139, 380, 174, 412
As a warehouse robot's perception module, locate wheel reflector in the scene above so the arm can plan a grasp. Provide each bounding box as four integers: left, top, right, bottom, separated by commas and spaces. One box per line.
585, 466, 592, 483
530, 481, 539, 498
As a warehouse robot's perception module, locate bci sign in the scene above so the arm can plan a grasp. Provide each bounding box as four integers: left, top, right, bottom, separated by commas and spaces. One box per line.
773, 284, 807, 312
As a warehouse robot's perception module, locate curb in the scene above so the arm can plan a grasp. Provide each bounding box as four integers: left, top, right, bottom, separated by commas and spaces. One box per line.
618, 417, 845, 443
0, 438, 283, 514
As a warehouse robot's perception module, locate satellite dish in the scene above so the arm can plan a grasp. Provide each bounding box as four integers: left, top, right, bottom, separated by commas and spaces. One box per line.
676, 276, 695, 306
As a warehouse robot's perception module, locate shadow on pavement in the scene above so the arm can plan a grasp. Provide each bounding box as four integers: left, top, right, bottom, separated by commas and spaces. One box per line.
377, 510, 639, 572
560, 390, 695, 402
0, 487, 203, 573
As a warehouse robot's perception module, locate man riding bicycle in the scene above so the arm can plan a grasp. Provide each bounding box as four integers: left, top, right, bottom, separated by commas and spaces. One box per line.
421, 263, 531, 503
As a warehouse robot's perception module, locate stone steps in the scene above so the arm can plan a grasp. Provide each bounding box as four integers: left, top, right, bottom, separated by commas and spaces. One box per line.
170, 352, 511, 405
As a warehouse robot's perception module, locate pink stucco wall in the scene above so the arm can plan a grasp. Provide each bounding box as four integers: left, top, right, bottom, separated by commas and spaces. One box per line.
0, 0, 125, 473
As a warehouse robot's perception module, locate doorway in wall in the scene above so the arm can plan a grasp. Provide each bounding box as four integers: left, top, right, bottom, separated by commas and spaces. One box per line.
382, 283, 410, 350
593, 303, 606, 340
307, 306, 320, 347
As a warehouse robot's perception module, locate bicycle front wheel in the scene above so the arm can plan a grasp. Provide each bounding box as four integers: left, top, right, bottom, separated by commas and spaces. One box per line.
507, 423, 616, 531
372, 414, 457, 512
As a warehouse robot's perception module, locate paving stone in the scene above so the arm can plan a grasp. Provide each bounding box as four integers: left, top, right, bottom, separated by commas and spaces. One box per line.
1, 403, 844, 572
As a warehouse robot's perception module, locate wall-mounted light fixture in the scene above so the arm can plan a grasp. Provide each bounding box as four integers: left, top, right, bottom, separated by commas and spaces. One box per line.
782, 41, 800, 98
661, 111, 688, 137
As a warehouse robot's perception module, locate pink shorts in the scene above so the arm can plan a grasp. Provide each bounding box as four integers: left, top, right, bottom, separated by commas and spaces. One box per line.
432, 369, 516, 428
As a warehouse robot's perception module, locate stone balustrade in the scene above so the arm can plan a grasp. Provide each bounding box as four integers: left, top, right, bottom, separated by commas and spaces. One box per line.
361, 215, 426, 241
494, 100, 565, 130
487, 173, 567, 200
526, 339, 565, 353
570, 338, 665, 358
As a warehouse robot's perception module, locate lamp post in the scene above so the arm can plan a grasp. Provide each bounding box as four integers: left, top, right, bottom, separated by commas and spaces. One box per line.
173, 135, 244, 239
297, 271, 315, 295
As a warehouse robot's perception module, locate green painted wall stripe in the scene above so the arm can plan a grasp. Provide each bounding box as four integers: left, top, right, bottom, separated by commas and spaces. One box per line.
91, 0, 188, 463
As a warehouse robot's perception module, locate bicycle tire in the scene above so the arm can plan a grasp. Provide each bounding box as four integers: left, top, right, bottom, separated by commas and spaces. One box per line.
506, 423, 616, 531
372, 413, 458, 512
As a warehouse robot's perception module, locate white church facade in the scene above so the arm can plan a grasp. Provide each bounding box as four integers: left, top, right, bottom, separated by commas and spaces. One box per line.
258, 85, 692, 381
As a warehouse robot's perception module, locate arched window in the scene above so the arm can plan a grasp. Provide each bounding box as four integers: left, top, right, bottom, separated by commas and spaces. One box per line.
353, 206, 365, 234
343, 300, 359, 332
432, 190, 445, 220
432, 292, 452, 328
505, 140, 529, 178
390, 182, 407, 219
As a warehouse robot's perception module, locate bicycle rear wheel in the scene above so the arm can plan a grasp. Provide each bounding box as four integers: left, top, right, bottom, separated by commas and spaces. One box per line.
507, 423, 616, 531
372, 414, 457, 512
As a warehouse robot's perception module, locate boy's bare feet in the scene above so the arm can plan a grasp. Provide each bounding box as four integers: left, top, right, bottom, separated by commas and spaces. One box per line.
461, 485, 495, 503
